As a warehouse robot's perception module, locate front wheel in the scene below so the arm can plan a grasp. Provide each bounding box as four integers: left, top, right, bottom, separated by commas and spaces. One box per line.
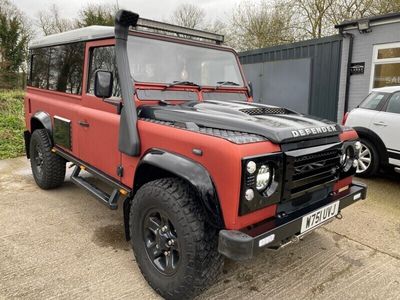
356, 138, 379, 177
129, 178, 223, 299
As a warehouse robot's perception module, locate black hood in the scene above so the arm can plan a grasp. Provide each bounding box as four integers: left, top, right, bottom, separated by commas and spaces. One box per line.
139, 100, 341, 144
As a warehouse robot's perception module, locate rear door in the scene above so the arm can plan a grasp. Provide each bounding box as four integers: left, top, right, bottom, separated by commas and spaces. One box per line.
371, 92, 400, 166
78, 39, 122, 179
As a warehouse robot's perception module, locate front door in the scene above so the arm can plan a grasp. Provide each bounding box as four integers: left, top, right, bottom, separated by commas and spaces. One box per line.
78, 40, 122, 179
371, 91, 400, 166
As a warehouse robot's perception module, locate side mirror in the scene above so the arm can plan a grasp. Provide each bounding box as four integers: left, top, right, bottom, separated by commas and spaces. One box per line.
94, 70, 113, 99
248, 81, 253, 98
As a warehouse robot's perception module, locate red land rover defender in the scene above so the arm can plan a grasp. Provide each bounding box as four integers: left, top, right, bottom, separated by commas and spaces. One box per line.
24, 10, 367, 299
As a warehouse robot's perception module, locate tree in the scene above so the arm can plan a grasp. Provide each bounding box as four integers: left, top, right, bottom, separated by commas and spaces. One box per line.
0, 0, 30, 88
77, 4, 116, 27
37, 4, 75, 35
292, 0, 336, 39
171, 4, 206, 29
229, 0, 295, 51
327, 0, 374, 25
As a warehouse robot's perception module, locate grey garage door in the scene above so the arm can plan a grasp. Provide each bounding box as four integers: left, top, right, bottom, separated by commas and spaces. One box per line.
242, 58, 311, 114
239, 35, 342, 121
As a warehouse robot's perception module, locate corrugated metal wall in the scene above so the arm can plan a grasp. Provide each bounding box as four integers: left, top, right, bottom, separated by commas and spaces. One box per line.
239, 35, 343, 121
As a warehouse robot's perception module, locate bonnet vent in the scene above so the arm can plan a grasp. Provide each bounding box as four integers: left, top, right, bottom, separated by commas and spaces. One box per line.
240, 107, 287, 115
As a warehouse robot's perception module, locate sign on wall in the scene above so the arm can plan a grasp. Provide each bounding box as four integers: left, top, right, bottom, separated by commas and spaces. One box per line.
350, 62, 365, 75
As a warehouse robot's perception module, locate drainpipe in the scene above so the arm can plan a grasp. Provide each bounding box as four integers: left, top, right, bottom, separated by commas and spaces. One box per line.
340, 29, 354, 115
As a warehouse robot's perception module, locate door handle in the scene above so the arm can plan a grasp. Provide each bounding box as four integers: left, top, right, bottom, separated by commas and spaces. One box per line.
78, 120, 90, 127
373, 121, 387, 127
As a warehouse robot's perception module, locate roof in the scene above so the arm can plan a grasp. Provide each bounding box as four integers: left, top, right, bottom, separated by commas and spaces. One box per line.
29, 26, 115, 49
335, 12, 400, 29
29, 18, 225, 49
372, 85, 400, 93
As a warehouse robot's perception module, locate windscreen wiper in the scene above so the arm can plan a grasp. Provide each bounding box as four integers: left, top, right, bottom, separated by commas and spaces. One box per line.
162, 81, 201, 90
215, 81, 240, 89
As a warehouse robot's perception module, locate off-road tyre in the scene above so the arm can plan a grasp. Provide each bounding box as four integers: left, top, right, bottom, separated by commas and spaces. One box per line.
129, 178, 224, 300
29, 129, 66, 189
356, 137, 379, 178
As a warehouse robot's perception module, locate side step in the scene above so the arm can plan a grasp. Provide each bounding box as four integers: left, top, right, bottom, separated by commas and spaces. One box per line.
70, 165, 120, 210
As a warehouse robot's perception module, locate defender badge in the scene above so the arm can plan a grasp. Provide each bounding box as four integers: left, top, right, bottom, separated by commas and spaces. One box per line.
291, 125, 337, 137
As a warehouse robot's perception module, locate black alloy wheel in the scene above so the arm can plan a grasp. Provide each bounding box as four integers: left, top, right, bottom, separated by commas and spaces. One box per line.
143, 209, 180, 275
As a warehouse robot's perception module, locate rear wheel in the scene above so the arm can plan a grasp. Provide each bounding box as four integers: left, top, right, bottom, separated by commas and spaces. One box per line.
29, 129, 66, 189
356, 138, 379, 177
129, 178, 223, 299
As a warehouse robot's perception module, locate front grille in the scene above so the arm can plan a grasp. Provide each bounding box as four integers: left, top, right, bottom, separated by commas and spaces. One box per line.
240, 107, 286, 115
284, 148, 340, 199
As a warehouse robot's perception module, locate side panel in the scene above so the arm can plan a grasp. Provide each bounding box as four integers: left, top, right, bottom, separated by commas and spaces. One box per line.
121, 120, 281, 230
25, 87, 81, 156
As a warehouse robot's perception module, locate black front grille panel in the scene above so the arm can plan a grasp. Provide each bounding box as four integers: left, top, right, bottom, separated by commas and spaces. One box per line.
283, 148, 341, 200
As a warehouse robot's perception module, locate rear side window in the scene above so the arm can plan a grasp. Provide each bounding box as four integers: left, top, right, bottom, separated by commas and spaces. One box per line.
359, 92, 387, 110
87, 46, 120, 98
29, 43, 84, 95
386, 92, 400, 114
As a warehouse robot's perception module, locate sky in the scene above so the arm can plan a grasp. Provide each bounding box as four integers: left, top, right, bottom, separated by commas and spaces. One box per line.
14, 0, 242, 25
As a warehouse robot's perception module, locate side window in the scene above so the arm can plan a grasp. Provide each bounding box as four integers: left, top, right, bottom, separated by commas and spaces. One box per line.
29, 43, 84, 95
359, 92, 387, 110
30, 48, 50, 89
386, 92, 400, 114
87, 46, 120, 98
49, 44, 84, 94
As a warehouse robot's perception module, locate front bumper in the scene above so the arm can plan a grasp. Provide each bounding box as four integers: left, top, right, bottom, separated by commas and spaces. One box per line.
218, 182, 367, 260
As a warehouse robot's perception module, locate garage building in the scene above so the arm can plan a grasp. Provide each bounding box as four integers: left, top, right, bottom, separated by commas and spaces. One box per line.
239, 12, 400, 122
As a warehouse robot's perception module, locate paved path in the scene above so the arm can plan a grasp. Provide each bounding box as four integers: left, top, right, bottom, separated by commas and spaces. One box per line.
1, 157, 399, 299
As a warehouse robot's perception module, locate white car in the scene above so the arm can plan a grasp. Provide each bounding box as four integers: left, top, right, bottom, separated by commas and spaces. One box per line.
344, 86, 400, 177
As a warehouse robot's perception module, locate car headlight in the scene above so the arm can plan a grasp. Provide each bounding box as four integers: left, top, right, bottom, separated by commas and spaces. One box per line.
240, 153, 283, 215
256, 165, 272, 191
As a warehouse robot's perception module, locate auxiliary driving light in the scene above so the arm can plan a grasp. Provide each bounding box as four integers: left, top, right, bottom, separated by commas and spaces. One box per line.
245, 188, 255, 201
246, 161, 257, 174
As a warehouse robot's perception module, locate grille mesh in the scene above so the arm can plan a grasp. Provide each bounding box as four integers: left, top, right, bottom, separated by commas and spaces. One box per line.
288, 149, 340, 197
140, 118, 266, 144
240, 107, 286, 115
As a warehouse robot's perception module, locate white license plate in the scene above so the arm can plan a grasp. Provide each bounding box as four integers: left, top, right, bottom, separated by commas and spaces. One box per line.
300, 201, 339, 233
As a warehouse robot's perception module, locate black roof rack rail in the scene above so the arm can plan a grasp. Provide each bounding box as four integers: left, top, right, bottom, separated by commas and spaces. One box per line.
133, 18, 224, 45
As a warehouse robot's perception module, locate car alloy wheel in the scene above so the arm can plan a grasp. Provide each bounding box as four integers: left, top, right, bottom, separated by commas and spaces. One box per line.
356, 142, 372, 174
33, 144, 44, 177
143, 209, 180, 276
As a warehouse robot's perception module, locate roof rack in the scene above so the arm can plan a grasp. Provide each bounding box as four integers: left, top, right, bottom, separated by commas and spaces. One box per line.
133, 18, 224, 45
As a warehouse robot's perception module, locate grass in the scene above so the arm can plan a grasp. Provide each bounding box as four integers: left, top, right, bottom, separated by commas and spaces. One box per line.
0, 90, 25, 159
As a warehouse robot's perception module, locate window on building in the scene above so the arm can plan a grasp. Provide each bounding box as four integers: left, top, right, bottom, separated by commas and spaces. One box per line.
386, 92, 400, 114
29, 43, 84, 94
371, 43, 400, 89
87, 46, 120, 98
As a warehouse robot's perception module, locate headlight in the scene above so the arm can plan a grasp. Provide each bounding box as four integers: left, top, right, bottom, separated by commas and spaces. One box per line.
256, 165, 272, 191
240, 153, 283, 216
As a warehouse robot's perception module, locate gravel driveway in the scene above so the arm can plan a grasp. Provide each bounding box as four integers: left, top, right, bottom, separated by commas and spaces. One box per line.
1, 157, 399, 299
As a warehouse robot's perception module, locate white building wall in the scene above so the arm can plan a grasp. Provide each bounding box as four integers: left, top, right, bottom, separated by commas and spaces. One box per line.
337, 21, 400, 122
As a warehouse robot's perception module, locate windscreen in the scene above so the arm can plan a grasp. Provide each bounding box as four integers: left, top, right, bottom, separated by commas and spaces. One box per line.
126, 35, 244, 86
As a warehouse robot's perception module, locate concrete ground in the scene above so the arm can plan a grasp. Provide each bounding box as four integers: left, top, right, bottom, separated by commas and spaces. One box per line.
0, 157, 399, 300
